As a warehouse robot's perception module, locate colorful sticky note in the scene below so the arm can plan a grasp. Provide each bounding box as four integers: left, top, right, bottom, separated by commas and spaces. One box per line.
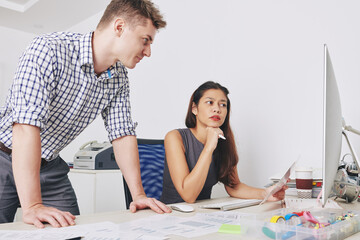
218, 224, 242, 234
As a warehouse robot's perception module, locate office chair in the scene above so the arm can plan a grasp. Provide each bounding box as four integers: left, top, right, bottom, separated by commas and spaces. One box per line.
123, 138, 165, 209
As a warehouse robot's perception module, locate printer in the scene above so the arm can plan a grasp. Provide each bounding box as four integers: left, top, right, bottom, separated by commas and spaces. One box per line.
73, 141, 119, 170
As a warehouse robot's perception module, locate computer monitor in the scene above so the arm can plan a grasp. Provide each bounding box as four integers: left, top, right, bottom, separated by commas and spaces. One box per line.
321, 44, 343, 207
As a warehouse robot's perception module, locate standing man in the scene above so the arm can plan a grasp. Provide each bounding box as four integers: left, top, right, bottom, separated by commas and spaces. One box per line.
0, 0, 171, 228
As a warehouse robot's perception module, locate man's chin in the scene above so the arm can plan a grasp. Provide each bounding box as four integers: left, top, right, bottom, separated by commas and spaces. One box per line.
125, 63, 136, 69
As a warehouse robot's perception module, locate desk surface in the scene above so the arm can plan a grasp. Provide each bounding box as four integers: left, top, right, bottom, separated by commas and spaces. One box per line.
1, 197, 360, 239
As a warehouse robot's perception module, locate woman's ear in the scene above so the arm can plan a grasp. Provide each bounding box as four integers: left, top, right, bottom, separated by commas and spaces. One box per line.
191, 103, 198, 116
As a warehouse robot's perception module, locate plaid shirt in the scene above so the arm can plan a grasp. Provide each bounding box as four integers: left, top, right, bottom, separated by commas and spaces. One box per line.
0, 32, 137, 160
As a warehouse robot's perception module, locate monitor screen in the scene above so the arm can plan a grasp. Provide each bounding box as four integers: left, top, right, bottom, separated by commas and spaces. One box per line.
321, 45, 343, 207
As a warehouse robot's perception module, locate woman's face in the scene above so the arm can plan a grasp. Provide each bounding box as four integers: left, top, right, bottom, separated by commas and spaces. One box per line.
192, 89, 228, 128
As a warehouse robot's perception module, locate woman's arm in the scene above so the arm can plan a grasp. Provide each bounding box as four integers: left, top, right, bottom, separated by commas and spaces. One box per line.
225, 168, 266, 199
165, 129, 218, 203
225, 167, 287, 201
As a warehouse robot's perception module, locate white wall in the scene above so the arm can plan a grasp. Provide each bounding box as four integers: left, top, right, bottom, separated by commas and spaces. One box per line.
2, 0, 360, 191
0, 26, 36, 105
129, 0, 360, 188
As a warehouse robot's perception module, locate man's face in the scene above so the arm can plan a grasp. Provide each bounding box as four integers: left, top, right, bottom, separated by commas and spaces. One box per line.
115, 18, 157, 69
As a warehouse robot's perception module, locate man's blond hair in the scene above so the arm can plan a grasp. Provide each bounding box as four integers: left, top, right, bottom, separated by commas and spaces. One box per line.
97, 0, 166, 30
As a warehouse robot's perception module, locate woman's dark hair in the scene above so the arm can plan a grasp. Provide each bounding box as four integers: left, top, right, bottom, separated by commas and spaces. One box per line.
185, 81, 239, 187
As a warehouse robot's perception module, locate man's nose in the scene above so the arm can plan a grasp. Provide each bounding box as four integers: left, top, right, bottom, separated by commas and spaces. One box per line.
143, 45, 151, 57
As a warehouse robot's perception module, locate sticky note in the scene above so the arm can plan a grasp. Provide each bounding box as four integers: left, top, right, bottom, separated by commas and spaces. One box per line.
218, 224, 241, 234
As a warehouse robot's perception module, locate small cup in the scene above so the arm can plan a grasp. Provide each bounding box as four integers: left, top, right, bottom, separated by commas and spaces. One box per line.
295, 167, 313, 199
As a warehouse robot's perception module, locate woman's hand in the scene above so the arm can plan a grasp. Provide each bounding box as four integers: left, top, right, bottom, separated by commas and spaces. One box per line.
204, 127, 224, 151
264, 184, 289, 202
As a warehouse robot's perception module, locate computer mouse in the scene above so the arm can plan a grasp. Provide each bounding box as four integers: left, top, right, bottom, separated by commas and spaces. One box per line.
170, 204, 194, 213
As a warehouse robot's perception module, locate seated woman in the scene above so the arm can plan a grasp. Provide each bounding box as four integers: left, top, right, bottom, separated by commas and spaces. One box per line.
160, 81, 287, 204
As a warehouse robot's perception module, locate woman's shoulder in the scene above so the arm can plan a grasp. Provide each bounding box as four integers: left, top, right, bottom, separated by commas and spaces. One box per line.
165, 129, 182, 140
166, 128, 191, 138
164, 129, 186, 152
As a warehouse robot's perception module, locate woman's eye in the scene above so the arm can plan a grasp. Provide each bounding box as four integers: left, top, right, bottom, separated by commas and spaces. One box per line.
143, 38, 149, 45
221, 103, 227, 107
206, 101, 213, 105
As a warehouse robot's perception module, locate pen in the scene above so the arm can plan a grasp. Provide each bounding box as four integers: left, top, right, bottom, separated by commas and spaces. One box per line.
219, 134, 226, 140
65, 237, 84, 240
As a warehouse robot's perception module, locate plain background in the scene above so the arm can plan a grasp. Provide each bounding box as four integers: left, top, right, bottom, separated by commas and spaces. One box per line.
1, 0, 360, 195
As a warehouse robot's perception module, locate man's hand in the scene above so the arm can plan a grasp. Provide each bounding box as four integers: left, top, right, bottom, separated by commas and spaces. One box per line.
22, 203, 76, 228
129, 195, 171, 214
112, 136, 172, 214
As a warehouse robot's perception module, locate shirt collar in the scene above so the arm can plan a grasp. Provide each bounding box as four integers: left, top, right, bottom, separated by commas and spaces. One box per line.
79, 32, 128, 79
79, 32, 93, 68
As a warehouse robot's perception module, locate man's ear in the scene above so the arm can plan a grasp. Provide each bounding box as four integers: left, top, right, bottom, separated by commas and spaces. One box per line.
192, 103, 198, 116
113, 18, 126, 37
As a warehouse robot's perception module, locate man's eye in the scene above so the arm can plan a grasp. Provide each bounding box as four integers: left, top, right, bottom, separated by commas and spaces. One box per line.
221, 103, 227, 107
206, 101, 213, 104
143, 38, 149, 44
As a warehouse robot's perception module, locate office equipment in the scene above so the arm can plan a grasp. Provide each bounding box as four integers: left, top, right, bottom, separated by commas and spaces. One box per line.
68, 169, 125, 214
218, 134, 226, 140
73, 141, 118, 170
218, 224, 242, 234
200, 198, 262, 211
322, 45, 360, 206
170, 204, 194, 213
123, 139, 165, 209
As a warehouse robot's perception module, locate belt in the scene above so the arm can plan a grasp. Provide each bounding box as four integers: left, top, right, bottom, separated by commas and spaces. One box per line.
0, 142, 11, 154
0, 142, 48, 167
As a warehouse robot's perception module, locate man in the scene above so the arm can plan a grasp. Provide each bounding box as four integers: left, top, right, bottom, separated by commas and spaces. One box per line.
0, 0, 171, 228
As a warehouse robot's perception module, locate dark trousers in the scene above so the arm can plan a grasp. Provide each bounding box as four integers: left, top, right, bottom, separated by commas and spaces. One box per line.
0, 150, 80, 223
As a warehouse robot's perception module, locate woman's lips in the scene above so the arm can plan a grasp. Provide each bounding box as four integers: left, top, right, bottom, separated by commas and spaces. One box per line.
210, 115, 220, 121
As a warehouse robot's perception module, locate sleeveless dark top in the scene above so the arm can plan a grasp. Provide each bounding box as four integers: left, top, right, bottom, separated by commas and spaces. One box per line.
160, 128, 219, 204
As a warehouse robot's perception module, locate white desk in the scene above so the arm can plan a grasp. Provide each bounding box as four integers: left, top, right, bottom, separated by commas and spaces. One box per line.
1, 197, 360, 239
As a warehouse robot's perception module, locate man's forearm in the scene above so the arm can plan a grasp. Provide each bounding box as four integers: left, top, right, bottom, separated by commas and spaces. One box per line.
112, 135, 146, 199
12, 123, 43, 210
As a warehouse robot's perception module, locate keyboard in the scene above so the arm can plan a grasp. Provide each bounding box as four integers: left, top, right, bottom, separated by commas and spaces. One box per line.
199, 199, 262, 211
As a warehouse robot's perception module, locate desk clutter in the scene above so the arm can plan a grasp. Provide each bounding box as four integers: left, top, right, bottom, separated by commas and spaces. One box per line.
270, 168, 323, 199
259, 208, 360, 240
1, 207, 359, 239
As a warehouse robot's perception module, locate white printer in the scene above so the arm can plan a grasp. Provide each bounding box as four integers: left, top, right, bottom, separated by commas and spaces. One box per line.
73, 141, 119, 170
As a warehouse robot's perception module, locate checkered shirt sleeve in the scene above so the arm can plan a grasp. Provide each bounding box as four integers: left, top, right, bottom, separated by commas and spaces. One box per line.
9, 36, 54, 130
102, 75, 137, 142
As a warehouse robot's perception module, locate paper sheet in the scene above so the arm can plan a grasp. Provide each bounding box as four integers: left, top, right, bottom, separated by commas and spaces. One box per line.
0, 231, 80, 240
0, 212, 266, 239
117, 211, 246, 238
260, 160, 297, 204
0, 221, 167, 240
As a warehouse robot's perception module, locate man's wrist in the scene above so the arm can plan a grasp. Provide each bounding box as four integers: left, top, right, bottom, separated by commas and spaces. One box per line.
132, 193, 147, 201
22, 202, 43, 211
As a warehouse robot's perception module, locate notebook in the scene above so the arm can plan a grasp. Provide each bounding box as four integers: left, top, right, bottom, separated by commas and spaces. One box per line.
199, 199, 262, 211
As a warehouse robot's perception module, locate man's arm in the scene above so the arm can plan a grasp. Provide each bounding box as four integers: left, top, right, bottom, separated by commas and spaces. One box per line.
112, 135, 171, 213
12, 123, 76, 228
